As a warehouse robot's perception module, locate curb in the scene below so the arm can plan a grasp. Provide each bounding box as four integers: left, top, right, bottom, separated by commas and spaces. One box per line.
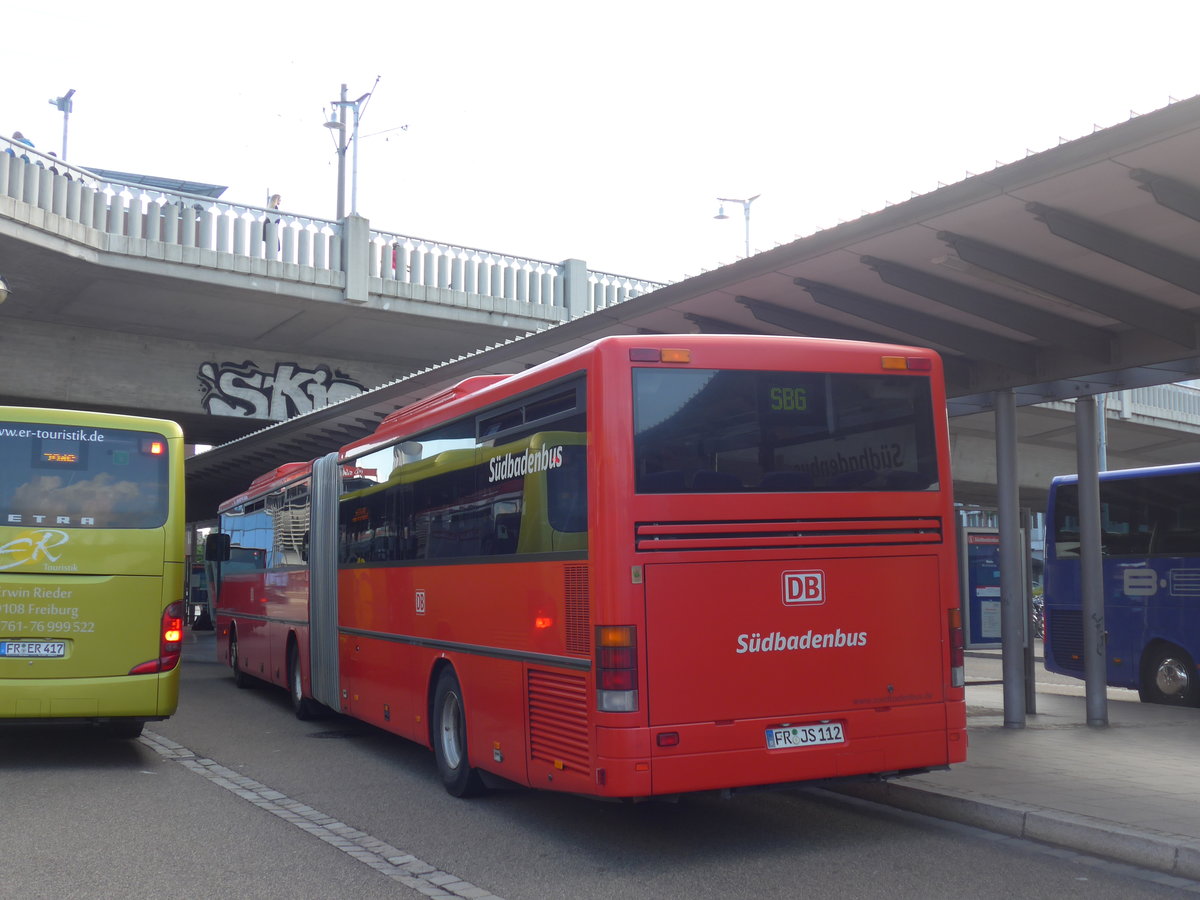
829, 781, 1200, 881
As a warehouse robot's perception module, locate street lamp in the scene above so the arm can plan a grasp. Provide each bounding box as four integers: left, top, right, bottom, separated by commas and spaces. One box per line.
325, 87, 371, 218
48, 89, 75, 161
714, 194, 761, 259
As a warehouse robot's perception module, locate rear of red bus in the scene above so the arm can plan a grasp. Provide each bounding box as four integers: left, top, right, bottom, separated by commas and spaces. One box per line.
581, 336, 966, 797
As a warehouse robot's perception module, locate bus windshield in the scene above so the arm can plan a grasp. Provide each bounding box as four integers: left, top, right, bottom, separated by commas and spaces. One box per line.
0, 420, 170, 528
633, 368, 940, 493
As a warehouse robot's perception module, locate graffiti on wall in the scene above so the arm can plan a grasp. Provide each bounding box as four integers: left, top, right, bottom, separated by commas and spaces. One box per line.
198, 360, 366, 420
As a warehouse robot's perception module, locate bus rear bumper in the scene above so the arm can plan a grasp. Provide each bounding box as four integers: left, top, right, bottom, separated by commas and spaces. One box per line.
0, 671, 179, 722
592, 701, 966, 798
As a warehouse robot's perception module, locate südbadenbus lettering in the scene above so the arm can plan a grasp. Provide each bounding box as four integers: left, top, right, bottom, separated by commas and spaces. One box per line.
735, 628, 869, 654
796, 443, 903, 478
487, 445, 564, 483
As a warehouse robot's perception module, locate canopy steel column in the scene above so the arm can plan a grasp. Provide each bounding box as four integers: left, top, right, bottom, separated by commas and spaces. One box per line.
1075, 395, 1109, 726
995, 389, 1026, 727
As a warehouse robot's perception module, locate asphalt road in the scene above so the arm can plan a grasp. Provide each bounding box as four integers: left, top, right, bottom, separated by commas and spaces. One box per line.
0, 633, 1193, 899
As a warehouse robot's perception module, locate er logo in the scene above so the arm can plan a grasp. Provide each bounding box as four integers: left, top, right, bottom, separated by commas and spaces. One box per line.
782, 570, 825, 606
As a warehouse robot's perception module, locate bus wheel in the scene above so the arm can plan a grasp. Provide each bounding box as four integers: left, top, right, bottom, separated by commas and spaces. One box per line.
230, 632, 253, 689
288, 643, 319, 721
1140, 644, 1200, 705
432, 669, 486, 797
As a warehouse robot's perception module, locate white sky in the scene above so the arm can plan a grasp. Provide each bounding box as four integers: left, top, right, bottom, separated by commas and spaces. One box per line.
5, 1, 1200, 284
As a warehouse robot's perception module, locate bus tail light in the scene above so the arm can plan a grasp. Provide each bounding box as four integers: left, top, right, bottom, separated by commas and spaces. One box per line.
596, 625, 639, 712
629, 348, 692, 364
881, 355, 933, 371
128, 602, 185, 675
949, 608, 965, 688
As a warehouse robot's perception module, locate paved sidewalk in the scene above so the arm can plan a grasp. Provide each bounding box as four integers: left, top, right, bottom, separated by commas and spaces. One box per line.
840, 681, 1200, 880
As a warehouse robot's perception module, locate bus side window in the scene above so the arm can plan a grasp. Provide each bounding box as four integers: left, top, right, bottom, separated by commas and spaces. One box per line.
1155, 530, 1200, 556
1102, 532, 1150, 557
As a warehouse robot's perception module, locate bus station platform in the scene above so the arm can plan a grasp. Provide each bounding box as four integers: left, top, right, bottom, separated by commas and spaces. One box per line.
837, 666, 1200, 882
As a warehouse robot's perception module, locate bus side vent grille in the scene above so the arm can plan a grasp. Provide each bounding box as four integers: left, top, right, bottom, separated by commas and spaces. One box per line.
564, 565, 590, 653
635, 517, 943, 552
1048, 609, 1084, 673
528, 668, 590, 774
1170, 568, 1200, 596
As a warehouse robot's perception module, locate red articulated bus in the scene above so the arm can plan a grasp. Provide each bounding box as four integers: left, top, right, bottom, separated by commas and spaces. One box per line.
211, 334, 966, 799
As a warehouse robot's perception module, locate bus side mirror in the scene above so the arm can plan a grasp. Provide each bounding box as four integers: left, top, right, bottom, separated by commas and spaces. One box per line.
205, 533, 231, 562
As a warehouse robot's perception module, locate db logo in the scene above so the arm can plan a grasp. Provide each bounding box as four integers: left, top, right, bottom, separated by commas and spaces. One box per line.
782, 570, 825, 606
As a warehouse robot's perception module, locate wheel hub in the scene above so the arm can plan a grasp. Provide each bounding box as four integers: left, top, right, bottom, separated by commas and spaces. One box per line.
1155, 658, 1190, 697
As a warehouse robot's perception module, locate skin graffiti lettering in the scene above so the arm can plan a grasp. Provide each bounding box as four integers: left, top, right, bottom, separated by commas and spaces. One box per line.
198, 361, 366, 420
0, 529, 71, 571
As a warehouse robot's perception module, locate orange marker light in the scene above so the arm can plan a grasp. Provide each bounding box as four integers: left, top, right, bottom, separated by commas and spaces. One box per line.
881, 356, 908, 370
534, 616, 553, 630
660, 348, 691, 363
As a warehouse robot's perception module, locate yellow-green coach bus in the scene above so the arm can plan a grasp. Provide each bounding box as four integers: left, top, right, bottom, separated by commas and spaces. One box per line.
0, 407, 186, 738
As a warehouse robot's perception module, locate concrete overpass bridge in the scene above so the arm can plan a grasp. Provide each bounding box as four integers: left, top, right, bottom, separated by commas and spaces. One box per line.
0, 138, 663, 446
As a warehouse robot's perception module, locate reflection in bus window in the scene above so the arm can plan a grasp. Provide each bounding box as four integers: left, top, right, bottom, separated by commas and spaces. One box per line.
340, 418, 587, 563
632, 370, 939, 494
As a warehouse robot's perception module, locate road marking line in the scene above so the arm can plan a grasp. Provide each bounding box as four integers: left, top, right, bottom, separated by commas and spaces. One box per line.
141, 729, 503, 900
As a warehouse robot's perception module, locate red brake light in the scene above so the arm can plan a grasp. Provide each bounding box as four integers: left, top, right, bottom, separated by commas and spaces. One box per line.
128, 601, 185, 675
596, 626, 638, 712
948, 608, 964, 688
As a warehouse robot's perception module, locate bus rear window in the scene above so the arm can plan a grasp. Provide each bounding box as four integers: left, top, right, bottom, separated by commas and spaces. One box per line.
633, 369, 940, 494
0, 422, 170, 528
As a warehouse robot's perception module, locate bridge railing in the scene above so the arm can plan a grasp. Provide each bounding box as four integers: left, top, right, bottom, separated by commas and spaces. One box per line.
0, 133, 667, 318
371, 229, 567, 307
0, 136, 342, 270
368, 228, 665, 313
1041, 383, 1200, 430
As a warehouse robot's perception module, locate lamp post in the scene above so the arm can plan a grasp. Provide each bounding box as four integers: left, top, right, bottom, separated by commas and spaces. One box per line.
325, 84, 348, 220
714, 194, 761, 258
325, 87, 371, 218
48, 89, 75, 161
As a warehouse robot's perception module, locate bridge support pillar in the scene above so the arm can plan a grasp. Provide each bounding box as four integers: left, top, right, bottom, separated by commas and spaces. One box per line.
562, 258, 588, 319
343, 214, 370, 304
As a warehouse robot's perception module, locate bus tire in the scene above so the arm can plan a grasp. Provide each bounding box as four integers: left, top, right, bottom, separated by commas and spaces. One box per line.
1139, 644, 1200, 706
288, 642, 319, 721
105, 719, 144, 739
230, 631, 253, 689
432, 669, 486, 798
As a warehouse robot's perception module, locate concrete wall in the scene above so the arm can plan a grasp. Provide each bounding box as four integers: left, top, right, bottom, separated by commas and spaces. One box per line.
0, 318, 403, 443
